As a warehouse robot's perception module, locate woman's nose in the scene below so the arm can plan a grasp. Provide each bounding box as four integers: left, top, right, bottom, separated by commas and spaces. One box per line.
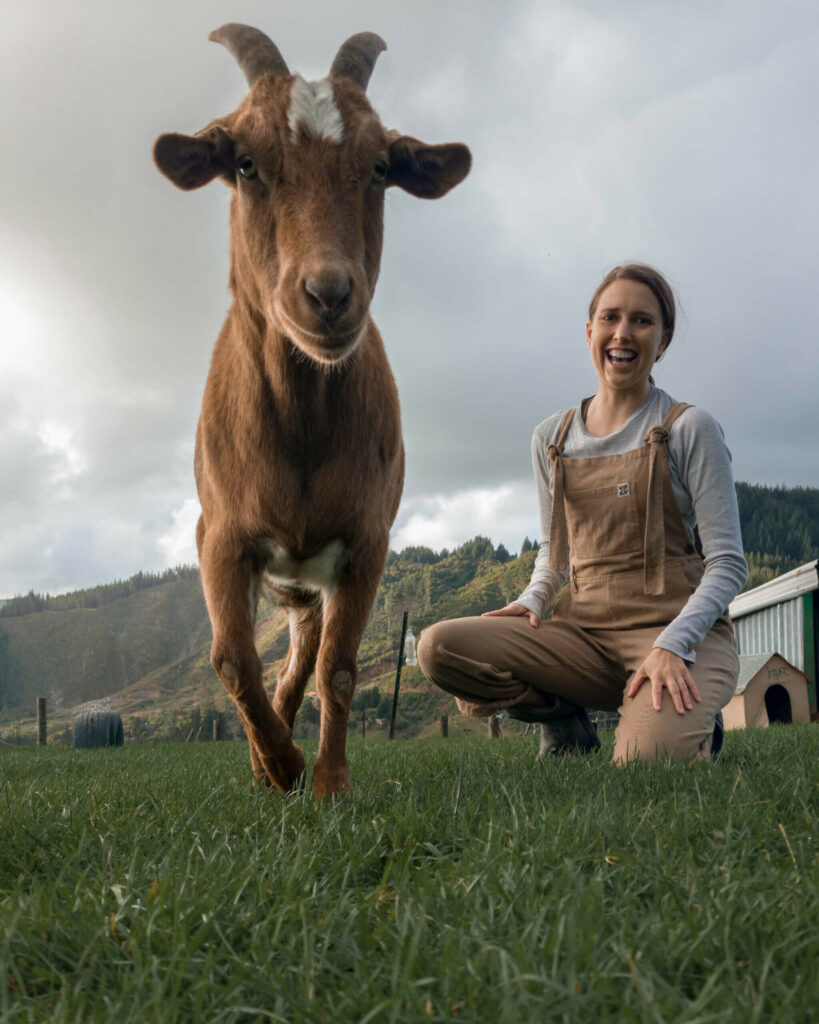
613, 317, 632, 339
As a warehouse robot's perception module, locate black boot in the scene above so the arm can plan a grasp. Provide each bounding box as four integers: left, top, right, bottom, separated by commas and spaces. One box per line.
508, 697, 601, 757
711, 711, 724, 759
537, 709, 601, 758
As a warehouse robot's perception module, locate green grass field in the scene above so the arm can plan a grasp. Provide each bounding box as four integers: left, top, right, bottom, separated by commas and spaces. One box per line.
2, 728, 817, 1023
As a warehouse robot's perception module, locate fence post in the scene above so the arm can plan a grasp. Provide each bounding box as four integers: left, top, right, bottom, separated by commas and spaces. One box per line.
362, 707, 366, 738
488, 714, 501, 739
389, 611, 409, 740
213, 714, 223, 742
439, 714, 449, 738
37, 697, 47, 747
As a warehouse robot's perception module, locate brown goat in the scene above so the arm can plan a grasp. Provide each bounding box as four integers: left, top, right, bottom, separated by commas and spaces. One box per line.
154, 25, 470, 796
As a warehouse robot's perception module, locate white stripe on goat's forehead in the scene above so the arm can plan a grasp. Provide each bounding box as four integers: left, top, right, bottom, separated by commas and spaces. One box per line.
287, 76, 344, 143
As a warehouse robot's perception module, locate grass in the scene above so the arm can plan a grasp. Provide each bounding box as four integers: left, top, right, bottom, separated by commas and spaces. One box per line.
1, 728, 818, 1023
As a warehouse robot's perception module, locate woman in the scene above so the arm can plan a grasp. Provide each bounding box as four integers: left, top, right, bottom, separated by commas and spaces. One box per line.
417, 264, 747, 762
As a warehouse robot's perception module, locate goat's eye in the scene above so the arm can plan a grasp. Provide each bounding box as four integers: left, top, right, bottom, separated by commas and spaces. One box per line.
371, 159, 388, 184
237, 155, 257, 180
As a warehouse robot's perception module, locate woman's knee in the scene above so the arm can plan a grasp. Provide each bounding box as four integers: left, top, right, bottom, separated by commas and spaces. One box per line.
417, 621, 451, 680
612, 707, 715, 764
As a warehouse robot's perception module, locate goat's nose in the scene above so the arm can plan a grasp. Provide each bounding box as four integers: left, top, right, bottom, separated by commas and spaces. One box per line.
303, 271, 352, 317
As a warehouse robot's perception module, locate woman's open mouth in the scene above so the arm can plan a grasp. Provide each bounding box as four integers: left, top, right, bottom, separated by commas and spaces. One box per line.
606, 348, 637, 366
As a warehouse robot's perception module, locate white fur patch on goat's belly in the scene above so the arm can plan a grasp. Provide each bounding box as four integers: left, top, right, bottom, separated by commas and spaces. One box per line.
287, 76, 344, 143
260, 538, 350, 593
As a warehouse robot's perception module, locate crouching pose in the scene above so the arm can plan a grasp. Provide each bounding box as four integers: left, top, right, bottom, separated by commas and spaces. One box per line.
418, 264, 747, 762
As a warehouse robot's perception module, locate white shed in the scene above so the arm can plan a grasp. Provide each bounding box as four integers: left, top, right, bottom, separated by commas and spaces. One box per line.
728, 560, 818, 717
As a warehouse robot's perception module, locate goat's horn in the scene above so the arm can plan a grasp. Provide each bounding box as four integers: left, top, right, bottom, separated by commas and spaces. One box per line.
209, 23, 290, 86
329, 32, 386, 91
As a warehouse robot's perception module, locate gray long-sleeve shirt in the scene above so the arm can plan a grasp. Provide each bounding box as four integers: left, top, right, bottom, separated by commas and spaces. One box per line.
516, 385, 748, 662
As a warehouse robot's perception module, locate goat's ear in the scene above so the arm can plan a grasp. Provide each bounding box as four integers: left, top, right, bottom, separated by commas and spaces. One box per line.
153, 127, 235, 191
386, 135, 471, 199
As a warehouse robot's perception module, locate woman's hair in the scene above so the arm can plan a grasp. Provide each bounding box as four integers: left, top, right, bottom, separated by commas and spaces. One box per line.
588, 263, 676, 357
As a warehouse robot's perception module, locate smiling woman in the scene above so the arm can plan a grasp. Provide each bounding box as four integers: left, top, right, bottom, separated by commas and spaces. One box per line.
583, 264, 675, 435
418, 263, 748, 766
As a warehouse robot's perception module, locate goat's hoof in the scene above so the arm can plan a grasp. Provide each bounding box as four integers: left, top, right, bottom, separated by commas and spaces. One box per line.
278, 745, 306, 793
312, 763, 352, 799
288, 769, 309, 797
258, 744, 306, 793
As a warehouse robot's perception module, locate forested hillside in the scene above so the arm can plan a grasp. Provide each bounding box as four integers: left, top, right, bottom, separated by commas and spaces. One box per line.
0, 482, 816, 733
736, 483, 819, 587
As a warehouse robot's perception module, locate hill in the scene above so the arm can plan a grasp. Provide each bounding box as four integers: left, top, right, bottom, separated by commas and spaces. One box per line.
1, 481, 816, 740
736, 481, 819, 587
0, 536, 535, 740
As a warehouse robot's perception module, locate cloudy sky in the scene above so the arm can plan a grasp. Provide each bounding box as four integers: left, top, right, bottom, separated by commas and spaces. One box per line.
1, 0, 817, 597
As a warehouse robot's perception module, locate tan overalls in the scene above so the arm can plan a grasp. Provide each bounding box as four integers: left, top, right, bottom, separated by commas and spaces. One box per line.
417, 403, 739, 762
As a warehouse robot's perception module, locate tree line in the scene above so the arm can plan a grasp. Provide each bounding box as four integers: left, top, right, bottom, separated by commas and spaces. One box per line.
736, 482, 819, 587
0, 566, 200, 618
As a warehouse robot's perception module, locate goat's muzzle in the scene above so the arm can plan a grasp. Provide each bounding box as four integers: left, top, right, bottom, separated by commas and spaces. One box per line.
275, 258, 370, 364
303, 270, 352, 322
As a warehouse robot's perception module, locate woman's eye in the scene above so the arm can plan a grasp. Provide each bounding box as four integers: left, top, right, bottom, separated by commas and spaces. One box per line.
237, 155, 257, 179
371, 159, 388, 184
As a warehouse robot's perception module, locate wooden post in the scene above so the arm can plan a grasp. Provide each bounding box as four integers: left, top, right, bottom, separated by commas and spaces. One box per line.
37, 698, 47, 747
213, 714, 223, 742
488, 714, 501, 739
389, 611, 409, 740
439, 714, 448, 738
362, 707, 366, 738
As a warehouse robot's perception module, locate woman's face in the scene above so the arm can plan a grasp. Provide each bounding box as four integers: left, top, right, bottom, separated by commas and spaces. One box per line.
586, 279, 668, 397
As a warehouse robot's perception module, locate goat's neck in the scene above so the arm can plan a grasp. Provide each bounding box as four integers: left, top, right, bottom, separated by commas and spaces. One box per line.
266, 327, 336, 417
233, 299, 352, 454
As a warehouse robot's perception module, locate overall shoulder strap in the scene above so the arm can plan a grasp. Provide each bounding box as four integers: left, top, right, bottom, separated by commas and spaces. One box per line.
642, 402, 693, 596
643, 402, 693, 448
660, 401, 693, 433
545, 408, 575, 573
554, 407, 576, 451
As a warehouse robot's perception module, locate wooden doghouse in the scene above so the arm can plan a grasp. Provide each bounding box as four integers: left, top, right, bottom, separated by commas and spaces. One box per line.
723, 653, 810, 730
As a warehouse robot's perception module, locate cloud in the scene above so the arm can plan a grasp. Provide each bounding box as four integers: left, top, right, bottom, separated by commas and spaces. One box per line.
391, 481, 538, 553
157, 498, 201, 568
1, 0, 818, 596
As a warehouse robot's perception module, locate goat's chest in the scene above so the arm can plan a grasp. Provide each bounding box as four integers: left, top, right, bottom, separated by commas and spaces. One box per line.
257, 537, 350, 594
256, 448, 397, 543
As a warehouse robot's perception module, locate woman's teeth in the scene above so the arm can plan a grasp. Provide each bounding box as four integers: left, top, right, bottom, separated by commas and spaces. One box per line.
607, 350, 637, 364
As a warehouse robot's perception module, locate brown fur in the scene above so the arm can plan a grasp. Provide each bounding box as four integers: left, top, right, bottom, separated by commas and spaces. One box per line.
154, 30, 470, 796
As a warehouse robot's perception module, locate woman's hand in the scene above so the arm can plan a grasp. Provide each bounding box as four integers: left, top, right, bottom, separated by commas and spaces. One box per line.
481, 602, 541, 628
627, 647, 701, 714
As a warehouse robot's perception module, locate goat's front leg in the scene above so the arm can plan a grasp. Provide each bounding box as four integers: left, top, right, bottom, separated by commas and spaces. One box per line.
199, 532, 305, 792
313, 549, 384, 798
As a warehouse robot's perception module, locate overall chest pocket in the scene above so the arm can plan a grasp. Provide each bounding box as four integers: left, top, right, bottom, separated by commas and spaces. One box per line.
564, 482, 642, 560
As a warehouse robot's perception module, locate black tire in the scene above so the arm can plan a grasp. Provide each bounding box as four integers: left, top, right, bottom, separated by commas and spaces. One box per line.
73, 711, 124, 749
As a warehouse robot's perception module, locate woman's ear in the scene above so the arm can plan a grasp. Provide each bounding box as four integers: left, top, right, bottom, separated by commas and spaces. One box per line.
585, 320, 592, 349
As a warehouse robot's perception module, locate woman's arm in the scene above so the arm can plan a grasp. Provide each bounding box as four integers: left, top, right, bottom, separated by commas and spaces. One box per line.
653, 407, 748, 662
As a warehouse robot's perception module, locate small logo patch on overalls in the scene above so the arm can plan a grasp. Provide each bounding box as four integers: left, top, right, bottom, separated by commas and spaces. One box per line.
617, 483, 630, 497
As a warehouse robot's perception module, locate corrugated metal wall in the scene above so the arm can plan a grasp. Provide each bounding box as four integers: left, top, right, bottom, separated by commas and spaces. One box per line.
734, 596, 804, 670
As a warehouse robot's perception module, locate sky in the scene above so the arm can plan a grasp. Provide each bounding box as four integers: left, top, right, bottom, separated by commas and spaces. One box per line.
1, 0, 817, 597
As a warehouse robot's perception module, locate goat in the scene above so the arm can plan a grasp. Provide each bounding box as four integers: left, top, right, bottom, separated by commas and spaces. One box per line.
154, 24, 471, 796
